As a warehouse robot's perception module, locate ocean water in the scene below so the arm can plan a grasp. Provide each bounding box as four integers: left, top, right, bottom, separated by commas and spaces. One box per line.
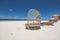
0, 19, 50, 21
0, 19, 27, 21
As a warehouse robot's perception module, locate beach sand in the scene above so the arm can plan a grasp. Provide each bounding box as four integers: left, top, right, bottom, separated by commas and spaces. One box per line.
0, 21, 60, 40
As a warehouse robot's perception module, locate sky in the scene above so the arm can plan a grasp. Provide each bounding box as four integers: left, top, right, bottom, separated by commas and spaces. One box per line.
0, 0, 60, 19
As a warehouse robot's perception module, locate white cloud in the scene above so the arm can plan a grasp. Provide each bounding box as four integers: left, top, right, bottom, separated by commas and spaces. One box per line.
0, 16, 21, 19
9, 9, 13, 12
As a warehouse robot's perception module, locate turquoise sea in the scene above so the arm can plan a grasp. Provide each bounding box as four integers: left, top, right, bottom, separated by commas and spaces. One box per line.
0, 19, 50, 21
0, 19, 27, 21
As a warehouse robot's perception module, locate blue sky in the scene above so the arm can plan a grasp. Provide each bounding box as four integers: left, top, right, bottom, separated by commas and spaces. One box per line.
0, 0, 60, 19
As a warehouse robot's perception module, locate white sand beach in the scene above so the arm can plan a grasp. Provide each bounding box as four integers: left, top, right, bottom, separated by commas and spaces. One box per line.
0, 21, 60, 40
